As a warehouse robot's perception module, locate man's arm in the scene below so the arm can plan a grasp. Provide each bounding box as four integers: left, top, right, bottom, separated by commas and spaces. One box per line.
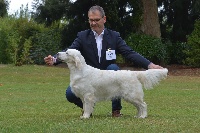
44, 32, 83, 66
116, 32, 163, 69
148, 62, 163, 69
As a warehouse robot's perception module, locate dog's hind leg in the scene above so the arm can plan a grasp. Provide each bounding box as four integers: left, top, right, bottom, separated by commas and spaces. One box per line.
124, 96, 147, 118
123, 85, 147, 118
80, 93, 96, 119
133, 100, 147, 118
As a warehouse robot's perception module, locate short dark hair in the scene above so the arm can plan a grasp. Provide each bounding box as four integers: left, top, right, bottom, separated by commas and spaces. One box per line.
88, 5, 105, 17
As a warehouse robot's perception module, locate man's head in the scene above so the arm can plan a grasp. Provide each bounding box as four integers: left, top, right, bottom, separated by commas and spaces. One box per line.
88, 5, 106, 35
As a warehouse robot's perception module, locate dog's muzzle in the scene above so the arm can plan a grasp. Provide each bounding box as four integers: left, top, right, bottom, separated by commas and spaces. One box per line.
56, 53, 62, 61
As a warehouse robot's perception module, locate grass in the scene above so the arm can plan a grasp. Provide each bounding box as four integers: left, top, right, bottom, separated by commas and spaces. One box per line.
0, 65, 200, 133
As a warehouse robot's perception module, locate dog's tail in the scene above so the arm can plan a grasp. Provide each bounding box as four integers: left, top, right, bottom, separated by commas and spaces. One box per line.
136, 68, 168, 89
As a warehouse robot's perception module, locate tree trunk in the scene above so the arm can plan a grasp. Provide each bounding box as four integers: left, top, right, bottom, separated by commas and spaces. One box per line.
140, 0, 161, 38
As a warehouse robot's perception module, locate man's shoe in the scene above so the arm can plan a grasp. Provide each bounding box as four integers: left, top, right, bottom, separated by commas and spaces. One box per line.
112, 110, 122, 117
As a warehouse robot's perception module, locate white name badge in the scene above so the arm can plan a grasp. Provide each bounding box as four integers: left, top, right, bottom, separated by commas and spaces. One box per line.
106, 50, 116, 60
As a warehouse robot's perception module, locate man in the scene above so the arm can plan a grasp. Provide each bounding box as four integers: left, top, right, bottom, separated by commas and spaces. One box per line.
44, 5, 163, 117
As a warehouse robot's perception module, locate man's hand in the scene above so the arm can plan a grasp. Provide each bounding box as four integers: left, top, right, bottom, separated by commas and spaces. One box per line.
148, 62, 163, 69
44, 55, 54, 66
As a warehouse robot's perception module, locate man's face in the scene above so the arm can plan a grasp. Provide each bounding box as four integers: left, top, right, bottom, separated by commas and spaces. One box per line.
88, 10, 106, 35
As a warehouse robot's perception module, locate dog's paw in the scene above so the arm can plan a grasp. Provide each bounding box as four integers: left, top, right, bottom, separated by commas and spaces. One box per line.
80, 115, 90, 119
80, 116, 90, 119
134, 115, 147, 119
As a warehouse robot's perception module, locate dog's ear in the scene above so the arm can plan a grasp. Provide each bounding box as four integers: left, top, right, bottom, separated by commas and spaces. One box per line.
74, 56, 82, 70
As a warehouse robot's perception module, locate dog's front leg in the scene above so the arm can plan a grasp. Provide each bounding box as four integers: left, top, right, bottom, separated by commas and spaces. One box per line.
80, 94, 96, 119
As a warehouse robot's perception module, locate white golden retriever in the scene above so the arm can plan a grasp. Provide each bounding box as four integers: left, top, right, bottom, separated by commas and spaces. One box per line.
57, 49, 168, 119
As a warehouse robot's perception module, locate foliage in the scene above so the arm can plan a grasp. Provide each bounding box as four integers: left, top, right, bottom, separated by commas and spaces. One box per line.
184, 20, 200, 67
125, 33, 168, 65
0, 27, 8, 63
0, 65, 200, 132
164, 40, 189, 65
157, 0, 200, 42
0, 17, 18, 64
2, 0, 199, 66
0, 15, 62, 65
31, 0, 200, 46
0, 17, 36, 65
32, 0, 142, 48
116, 54, 126, 64
32, 0, 68, 26
62, 0, 142, 48
0, 0, 8, 17
30, 22, 62, 64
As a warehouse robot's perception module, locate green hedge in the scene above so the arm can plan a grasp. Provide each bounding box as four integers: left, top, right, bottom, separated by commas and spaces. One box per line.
165, 41, 189, 65
184, 20, 200, 67
0, 17, 62, 65
125, 33, 168, 65
30, 27, 61, 64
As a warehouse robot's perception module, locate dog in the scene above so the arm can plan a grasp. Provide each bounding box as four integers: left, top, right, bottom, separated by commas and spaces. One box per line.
57, 49, 168, 119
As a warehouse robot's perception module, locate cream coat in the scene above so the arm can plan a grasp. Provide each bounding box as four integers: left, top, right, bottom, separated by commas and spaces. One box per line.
57, 49, 168, 119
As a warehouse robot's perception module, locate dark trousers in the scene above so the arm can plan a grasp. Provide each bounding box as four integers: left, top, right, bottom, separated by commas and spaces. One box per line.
65, 64, 122, 111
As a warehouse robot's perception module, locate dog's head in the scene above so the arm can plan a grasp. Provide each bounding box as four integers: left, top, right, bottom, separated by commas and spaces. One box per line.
57, 49, 85, 70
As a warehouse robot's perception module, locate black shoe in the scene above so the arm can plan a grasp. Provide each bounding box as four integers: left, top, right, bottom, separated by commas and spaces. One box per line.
112, 110, 122, 117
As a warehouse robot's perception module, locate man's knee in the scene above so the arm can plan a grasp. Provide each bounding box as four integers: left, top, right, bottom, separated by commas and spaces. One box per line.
66, 86, 75, 103
106, 64, 120, 71
66, 86, 83, 108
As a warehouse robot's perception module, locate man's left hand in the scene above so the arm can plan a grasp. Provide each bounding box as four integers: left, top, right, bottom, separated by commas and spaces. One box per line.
148, 63, 163, 69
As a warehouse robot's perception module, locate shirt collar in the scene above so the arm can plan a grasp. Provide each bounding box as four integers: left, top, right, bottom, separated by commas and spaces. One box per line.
92, 29, 104, 37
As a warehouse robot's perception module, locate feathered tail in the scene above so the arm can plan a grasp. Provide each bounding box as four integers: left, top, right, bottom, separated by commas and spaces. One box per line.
136, 68, 168, 89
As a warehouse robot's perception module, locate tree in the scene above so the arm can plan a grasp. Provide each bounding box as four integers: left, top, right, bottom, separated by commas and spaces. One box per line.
32, 0, 68, 26
184, 20, 200, 67
0, 0, 9, 17
140, 0, 161, 38
61, 0, 142, 48
32, 0, 161, 47
157, 0, 200, 42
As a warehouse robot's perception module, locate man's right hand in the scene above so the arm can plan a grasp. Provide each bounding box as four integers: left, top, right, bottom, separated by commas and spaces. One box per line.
44, 55, 54, 66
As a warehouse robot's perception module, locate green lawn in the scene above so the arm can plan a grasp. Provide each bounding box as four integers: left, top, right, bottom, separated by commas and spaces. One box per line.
0, 65, 200, 133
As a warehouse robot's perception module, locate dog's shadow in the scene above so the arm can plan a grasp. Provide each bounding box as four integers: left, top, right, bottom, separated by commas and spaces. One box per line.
66, 114, 132, 119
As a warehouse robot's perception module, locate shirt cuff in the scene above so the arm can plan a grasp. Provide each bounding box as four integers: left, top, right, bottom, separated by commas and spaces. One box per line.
52, 57, 57, 64
148, 62, 153, 69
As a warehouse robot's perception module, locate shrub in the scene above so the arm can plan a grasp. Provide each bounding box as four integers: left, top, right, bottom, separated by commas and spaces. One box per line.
125, 33, 168, 65
184, 20, 200, 67
0, 16, 62, 65
0, 28, 9, 63
0, 17, 39, 65
165, 41, 189, 64
0, 17, 19, 64
30, 27, 61, 65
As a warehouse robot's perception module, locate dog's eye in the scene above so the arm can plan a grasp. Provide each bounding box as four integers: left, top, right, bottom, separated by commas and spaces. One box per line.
66, 52, 68, 55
